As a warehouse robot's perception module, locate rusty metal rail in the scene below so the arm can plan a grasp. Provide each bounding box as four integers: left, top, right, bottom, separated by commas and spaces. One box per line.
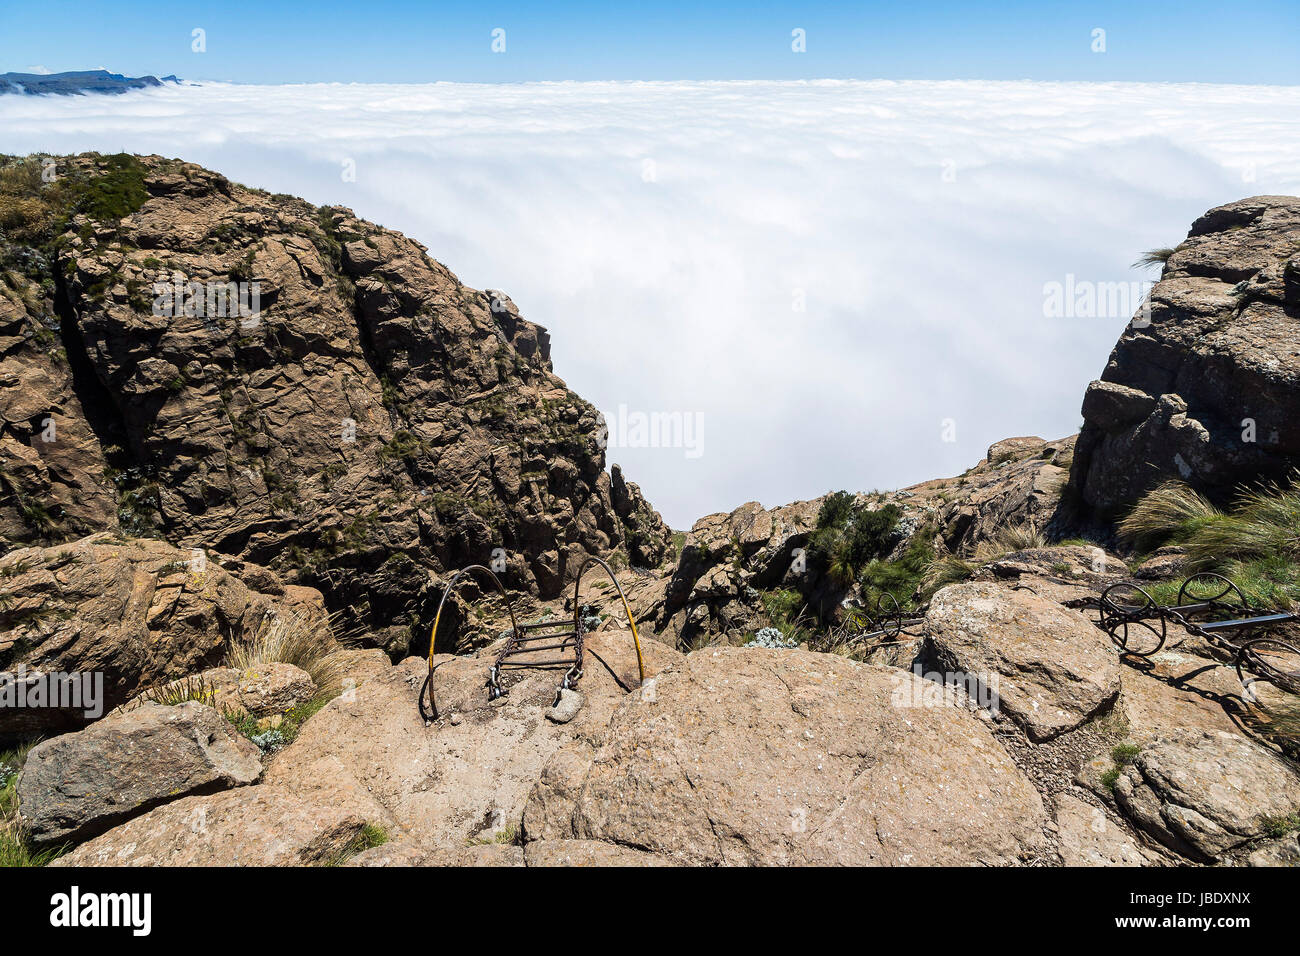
850, 592, 924, 645
1091, 572, 1300, 705
421, 564, 517, 721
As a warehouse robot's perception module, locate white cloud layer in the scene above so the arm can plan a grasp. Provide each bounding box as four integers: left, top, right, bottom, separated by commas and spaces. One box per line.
3, 79, 1299, 528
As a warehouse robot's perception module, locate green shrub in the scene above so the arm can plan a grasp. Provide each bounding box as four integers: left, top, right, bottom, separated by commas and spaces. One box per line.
808, 491, 901, 587
75, 153, 149, 222
1260, 812, 1300, 839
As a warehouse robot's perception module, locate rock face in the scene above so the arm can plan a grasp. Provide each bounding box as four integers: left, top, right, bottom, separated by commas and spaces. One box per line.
0, 152, 670, 656
1103, 731, 1300, 862
1071, 197, 1300, 517
657, 497, 822, 644
0, 532, 305, 740
923, 582, 1122, 741
18, 700, 262, 845
524, 647, 1047, 865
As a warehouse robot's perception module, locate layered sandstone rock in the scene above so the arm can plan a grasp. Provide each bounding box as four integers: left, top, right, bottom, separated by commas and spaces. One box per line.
1094, 730, 1300, 862
524, 647, 1047, 865
0, 532, 307, 739
922, 582, 1122, 741
52, 783, 381, 867
1072, 196, 1300, 516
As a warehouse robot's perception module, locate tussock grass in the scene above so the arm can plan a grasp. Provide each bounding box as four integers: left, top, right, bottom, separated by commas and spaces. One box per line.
227, 609, 344, 697
327, 822, 390, 866
139, 673, 219, 709
1117, 477, 1300, 608
974, 523, 1048, 560
916, 522, 1062, 601
919, 554, 977, 599
1118, 481, 1226, 553
1133, 247, 1177, 269
467, 822, 519, 847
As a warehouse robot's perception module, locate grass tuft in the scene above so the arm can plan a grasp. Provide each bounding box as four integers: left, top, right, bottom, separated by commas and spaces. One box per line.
1118, 477, 1300, 608
1133, 247, 1176, 269
227, 609, 344, 697
1, 739, 66, 867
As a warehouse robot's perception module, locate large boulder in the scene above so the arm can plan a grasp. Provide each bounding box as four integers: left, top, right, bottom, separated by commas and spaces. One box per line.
1100, 730, 1300, 862
18, 700, 261, 845
922, 582, 1122, 741
115, 662, 317, 720
523, 647, 1047, 865
0, 533, 302, 740
1071, 196, 1300, 517
51, 783, 383, 866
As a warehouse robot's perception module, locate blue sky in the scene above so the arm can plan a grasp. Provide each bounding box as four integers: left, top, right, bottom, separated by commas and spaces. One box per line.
3, 0, 1299, 85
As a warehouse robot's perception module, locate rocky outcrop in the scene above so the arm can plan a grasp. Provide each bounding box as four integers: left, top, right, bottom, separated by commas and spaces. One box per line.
922, 582, 1122, 741
1071, 197, 1300, 517
524, 647, 1047, 865
0, 532, 308, 740
0, 70, 179, 96
1089, 730, 1300, 863
114, 662, 317, 720
0, 153, 670, 656
650, 436, 1075, 647
18, 700, 261, 845
656, 497, 821, 644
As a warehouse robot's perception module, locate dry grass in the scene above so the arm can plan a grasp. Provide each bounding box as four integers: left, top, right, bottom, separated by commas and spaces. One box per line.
919, 554, 978, 598
1117, 480, 1222, 552
973, 522, 1048, 561
139, 673, 220, 709
1119, 478, 1300, 566
1119, 477, 1300, 609
226, 608, 345, 697
1132, 247, 1177, 269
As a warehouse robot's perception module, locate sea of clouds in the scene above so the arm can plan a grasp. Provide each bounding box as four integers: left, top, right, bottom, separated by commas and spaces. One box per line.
2, 79, 1299, 529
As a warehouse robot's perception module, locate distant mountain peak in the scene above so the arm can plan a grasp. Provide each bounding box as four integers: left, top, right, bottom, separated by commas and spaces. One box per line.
0, 69, 182, 96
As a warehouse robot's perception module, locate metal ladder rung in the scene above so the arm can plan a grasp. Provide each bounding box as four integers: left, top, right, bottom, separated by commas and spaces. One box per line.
501, 640, 575, 654
511, 631, 577, 643
498, 660, 578, 670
